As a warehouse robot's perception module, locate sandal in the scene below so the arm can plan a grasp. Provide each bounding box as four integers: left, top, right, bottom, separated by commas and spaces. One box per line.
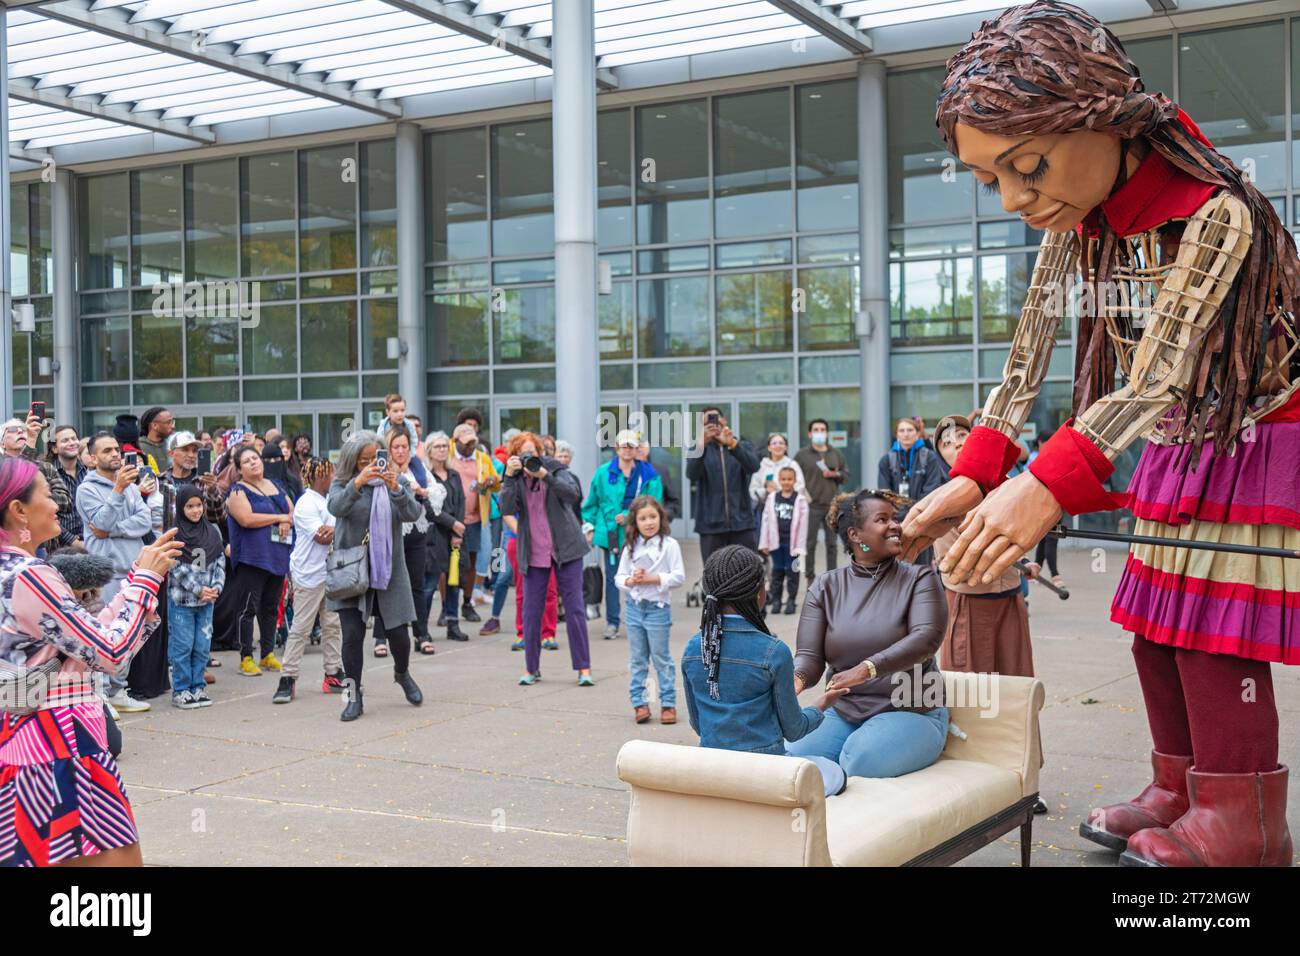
208, 656, 222, 668
1051, 575, 1065, 588
374, 642, 389, 658
418, 640, 437, 655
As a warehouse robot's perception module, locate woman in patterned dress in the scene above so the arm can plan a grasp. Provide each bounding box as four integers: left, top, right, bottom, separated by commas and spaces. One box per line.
0, 457, 183, 866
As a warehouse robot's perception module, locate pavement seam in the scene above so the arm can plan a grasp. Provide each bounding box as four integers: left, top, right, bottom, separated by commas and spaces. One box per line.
128, 784, 627, 842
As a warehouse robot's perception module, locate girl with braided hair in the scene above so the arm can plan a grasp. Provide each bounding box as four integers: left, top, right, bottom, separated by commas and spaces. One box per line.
787, 490, 949, 783
902, 1, 1296, 866
680, 545, 847, 798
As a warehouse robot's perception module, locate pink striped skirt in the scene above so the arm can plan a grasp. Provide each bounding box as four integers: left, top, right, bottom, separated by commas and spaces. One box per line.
1110, 419, 1300, 664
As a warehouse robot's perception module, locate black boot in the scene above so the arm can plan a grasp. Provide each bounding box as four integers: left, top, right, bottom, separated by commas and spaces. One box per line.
340, 685, 364, 722
446, 620, 469, 641
769, 569, 785, 614
394, 670, 423, 706
785, 570, 799, 615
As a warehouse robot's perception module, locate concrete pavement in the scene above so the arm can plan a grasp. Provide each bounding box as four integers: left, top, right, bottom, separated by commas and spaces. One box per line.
118, 542, 1299, 866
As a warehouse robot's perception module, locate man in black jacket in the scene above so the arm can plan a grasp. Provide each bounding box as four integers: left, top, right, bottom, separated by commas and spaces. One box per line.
686, 406, 760, 562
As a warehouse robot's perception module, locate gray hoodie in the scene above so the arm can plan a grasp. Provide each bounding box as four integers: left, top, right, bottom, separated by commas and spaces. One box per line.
75, 472, 153, 580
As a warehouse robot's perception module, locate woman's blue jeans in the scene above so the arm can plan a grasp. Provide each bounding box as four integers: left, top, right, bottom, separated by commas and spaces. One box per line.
786, 706, 950, 779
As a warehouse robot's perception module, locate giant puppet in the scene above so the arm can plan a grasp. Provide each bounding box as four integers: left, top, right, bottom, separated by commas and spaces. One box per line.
902, 1, 1296, 867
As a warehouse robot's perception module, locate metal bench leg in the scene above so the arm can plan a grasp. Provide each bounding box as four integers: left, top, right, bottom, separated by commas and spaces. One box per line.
1020, 812, 1033, 868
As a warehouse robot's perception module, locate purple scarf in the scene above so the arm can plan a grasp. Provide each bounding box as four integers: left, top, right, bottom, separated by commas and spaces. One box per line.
367, 478, 393, 590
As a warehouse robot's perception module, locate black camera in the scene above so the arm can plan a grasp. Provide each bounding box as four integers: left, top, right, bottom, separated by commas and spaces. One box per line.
705, 413, 719, 425
523, 455, 543, 473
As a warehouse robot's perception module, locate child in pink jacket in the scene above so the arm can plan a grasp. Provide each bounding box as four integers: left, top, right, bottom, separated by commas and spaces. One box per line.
757, 465, 807, 615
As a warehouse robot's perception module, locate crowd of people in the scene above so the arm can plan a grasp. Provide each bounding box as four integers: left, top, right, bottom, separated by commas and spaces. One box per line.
0, 389, 1060, 866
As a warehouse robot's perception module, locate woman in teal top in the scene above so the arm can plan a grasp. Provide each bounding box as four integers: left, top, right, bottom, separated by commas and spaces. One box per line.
581, 430, 663, 640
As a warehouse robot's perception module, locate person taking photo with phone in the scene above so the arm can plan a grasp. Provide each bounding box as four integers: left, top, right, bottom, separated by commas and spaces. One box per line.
685, 406, 760, 562
3, 414, 75, 551
74, 432, 156, 714
0, 455, 184, 867
327, 431, 426, 722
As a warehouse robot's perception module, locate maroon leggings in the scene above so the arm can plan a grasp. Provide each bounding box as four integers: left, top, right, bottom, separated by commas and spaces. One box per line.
1132, 635, 1279, 773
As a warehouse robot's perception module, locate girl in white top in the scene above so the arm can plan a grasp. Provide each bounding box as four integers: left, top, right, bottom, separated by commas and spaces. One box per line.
748, 432, 806, 509
614, 495, 686, 725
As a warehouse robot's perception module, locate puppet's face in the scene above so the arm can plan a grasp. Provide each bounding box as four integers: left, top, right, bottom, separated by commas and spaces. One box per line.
955, 124, 1125, 234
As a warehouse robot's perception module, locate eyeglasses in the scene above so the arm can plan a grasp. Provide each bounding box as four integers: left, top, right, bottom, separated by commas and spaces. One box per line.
3, 426, 25, 435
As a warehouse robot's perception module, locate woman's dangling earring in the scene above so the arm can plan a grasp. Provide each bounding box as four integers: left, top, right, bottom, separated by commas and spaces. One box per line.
859, 542, 870, 553
19, 525, 32, 544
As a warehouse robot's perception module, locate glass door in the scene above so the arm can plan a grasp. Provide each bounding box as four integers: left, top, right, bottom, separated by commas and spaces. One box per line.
495, 402, 556, 446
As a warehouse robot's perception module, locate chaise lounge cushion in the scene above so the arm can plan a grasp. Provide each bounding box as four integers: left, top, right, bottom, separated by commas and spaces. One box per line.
825, 757, 1024, 867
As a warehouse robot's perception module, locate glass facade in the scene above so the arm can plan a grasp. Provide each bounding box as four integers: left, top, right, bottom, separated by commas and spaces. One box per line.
426, 78, 863, 477
76, 141, 398, 444
10, 182, 54, 417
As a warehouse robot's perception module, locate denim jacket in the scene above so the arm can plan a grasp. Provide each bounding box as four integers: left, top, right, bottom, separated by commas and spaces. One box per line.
681, 614, 822, 755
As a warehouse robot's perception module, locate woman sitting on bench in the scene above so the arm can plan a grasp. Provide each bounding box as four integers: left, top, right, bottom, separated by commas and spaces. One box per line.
681, 545, 848, 797
787, 489, 950, 779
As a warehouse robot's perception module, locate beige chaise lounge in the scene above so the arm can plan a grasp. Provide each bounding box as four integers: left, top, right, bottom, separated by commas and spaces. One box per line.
616, 672, 1045, 866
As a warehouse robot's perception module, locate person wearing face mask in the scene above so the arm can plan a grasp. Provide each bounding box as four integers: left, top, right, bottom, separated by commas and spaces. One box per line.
794, 419, 848, 584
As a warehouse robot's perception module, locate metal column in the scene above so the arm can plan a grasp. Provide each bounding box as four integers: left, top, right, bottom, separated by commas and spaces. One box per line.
857, 59, 890, 483
395, 122, 426, 422
551, 0, 600, 483
52, 168, 77, 425
0, 11, 12, 417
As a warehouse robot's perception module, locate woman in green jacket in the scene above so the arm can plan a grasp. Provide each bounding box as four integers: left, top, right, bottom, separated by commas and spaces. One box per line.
581, 430, 663, 639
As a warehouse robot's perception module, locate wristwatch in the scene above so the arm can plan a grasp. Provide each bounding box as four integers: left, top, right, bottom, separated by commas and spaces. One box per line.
861, 659, 877, 680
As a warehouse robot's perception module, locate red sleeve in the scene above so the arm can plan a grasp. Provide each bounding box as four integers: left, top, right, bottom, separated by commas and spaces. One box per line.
949, 426, 1022, 494
1027, 420, 1131, 515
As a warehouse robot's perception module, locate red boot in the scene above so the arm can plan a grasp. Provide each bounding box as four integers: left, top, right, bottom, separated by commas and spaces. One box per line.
1120, 765, 1293, 867
1078, 750, 1192, 852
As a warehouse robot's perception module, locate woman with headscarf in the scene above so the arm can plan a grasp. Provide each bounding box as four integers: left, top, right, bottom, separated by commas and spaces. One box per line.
680, 545, 848, 798
327, 431, 425, 721
261, 440, 302, 502
903, 1, 1297, 867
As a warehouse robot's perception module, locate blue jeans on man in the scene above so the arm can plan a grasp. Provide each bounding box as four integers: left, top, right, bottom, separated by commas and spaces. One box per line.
625, 598, 674, 709
168, 602, 214, 695
602, 548, 622, 628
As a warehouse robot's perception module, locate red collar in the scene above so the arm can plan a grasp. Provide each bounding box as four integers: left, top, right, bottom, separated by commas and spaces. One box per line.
1078, 108, 1217, 239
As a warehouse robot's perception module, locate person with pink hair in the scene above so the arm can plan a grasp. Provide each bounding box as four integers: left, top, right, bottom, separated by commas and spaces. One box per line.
0, 457, 183, 866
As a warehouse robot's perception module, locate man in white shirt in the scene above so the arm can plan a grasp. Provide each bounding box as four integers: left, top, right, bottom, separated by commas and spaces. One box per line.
274, 459, 345, 703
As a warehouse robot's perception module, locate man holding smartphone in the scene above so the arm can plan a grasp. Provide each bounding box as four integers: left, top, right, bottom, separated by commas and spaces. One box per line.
160, 430, 227, 526
685, 406, 761, 562
75, 431, 156, 714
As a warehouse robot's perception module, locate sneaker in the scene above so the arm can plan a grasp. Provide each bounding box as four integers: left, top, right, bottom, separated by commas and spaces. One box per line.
542, 637, 558, 651
321, 671, 348, 694
472, 588, 489, 605
603, 623, 619, 640
259, 652, 282, 671
511, 638, 525, 651
480, 617, 501, 635
239, 656, 262, 677
105, 699, 121, 722
171, 690, 201, 710
461, 605, 482, 623
272, 676, 296, 704
107, 689, 151, 713
192, 689, 214, 708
